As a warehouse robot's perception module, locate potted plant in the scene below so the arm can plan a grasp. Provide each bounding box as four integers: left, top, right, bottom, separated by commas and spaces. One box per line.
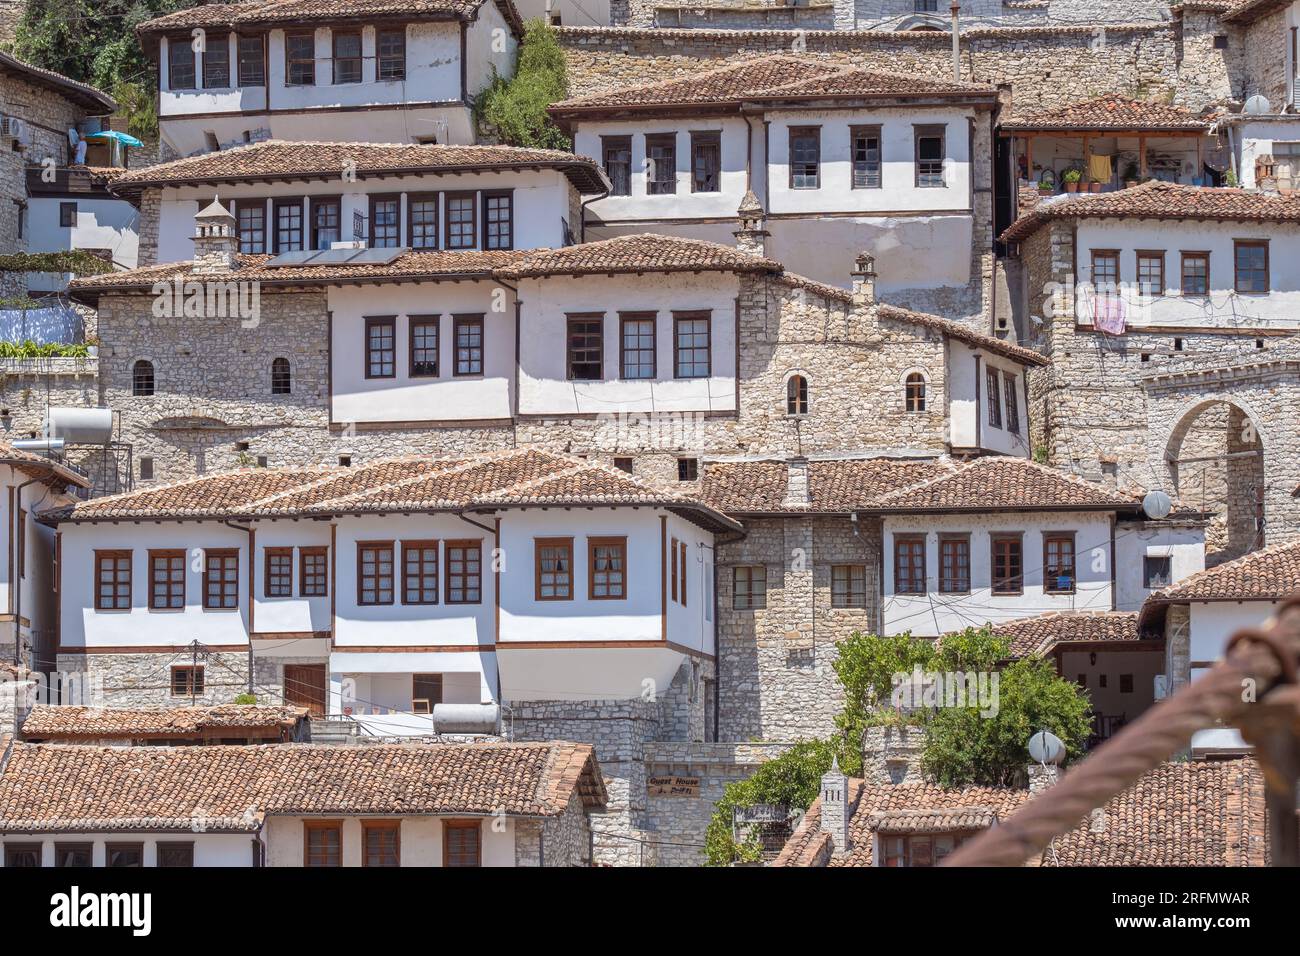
1062, 168, 1082, 193
1088, 178, 1103, 193
1123, 163, 1139, 187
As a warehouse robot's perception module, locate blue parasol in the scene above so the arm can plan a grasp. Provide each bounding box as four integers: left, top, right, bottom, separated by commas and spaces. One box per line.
84, 129, 144, 148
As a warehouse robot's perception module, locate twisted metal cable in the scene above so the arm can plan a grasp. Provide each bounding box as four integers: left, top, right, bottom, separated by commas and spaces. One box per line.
944, 599, 1300, 867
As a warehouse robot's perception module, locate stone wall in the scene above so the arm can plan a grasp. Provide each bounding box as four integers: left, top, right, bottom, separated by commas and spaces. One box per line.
862, 723, 926, 784
513, 792, 595, 866
557, 23, 1211, 112
715, 513, 880, 742
56, 650, 253, 707
1241, 7, 1290, 108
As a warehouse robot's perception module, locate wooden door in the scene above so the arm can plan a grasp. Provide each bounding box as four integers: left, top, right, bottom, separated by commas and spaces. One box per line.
284, 664, 327, 716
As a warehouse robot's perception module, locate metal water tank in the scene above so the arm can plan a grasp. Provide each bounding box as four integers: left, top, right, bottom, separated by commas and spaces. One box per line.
45, 407, 114, 444
432, 703, 500, 735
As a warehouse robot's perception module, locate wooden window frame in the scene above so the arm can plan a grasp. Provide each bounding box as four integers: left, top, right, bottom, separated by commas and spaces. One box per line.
368, 193, 401, 248
271, 196, 305, 253
309, 195, 342, 251
1090, 248, 1120, 289
364, 315, 397, 380
148, 549, 185, 611
202, 33, 231, 89
95, 549, 132, 611
284, 31, 316, 86
167, 35, 197, 90
444, 539, 482, 605
332, 29, 363, 84
1180, 250, 1210, 297
914, 124, 946, 188
645, 132, 677, 195
4, 842, 41, 867
1043, 531, 1077, 595
938, 534, 970, 595
53, 843, 92, 868
357, 541, 396, 607
59, 201, 76, 228
788, 126, 821, 189
831, 564, 867, 609
1135, 249, 1165, 295
401, 540, 440, 606
566, 313, 604, 381
409, 315, 440, 378
1003, 371, 1020, 434
602, 135, 633, 197
237, 34, 266, 87
170, 664, 205, 698
482, 190, 514, 250
300, 546, 328, 597
894, 535, 926, 595
673, 311, 711, 379
690, 130, 721, 193
443, 819, 482, 867
132, 359, 155, 397
786, 374, 808, 416
303, 820, 342, 867
156, 842, 195, 867
233, 198, 268, 254
1143, 554, 1173, 589
670, 536, 679, 603
377, 28, 407, 81
850, 124, 883, 189
407, 192, 439, 249
991, 534, 1024, 596
678, 540, 687, 607
202, 548, 240, 611
443, 191, 478, 250
105, 843, 145, 868
535, 537, 575, 601
588, 536, 627, 600
732, 565, 767, 610
361, 820, 401, 867
618, 312, 656, 380
1233, 239, 1269, 294
986, 365, 1003, 429
264, 546, 294, 598
412, 673, 443, 713
452, 314, 484, 377
905, 372, 926, 413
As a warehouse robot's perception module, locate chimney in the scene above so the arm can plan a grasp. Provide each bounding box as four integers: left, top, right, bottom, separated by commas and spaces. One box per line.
851, 253, 877, 307
1027, 762, 1061, 795
192, 195, 238, 274
819, 755, 851, 855
783, 456, 810, 508
733, 190, 769, 257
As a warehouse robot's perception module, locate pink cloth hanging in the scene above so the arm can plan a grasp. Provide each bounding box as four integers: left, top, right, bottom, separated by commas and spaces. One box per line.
1093, 294, 1126, 335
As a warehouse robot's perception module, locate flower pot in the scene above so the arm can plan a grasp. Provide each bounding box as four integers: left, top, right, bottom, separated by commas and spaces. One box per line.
1089, 182, 1103, 193
1124, 179, 1137, 188
1065, 182, 1079, 193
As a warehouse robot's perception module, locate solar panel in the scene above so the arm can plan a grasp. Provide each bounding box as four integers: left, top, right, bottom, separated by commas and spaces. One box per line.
263, 250, 320, 269
348, 246, 408, 266
309, 247, 365, 265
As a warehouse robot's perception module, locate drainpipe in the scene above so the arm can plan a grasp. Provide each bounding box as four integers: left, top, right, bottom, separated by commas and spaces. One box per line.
223, 519, 255, 695
578, 184, 609, 244
11, 475, 42, 669
950, 2, 962, 83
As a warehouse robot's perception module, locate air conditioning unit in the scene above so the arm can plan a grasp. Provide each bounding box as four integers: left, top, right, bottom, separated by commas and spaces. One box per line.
2, 116, 30, 143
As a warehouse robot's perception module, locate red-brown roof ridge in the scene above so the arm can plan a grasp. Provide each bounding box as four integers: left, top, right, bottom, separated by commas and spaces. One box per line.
873, 455, 1138, 513
999, 94, 1210, 132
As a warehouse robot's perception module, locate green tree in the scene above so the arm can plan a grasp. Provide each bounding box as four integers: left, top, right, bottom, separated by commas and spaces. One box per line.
473, 19, 570, 150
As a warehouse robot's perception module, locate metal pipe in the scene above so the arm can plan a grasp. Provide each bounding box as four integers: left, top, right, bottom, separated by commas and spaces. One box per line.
950, 2, 961, 83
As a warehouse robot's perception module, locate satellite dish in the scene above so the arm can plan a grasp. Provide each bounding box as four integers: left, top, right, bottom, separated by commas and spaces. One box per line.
1143, 489, 1173, 520
1245, 95, 1272, 115
1028, 730, 1066, 765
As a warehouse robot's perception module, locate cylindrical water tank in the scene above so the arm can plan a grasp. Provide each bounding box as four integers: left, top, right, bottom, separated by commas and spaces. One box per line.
432, 703, 500, 735
10, 438, 65, 454
45, 407, 114, 444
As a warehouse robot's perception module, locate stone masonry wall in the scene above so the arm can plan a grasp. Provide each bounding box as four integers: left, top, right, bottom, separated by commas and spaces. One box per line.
56, 650, 253, 708
513, 793, 594, 866
716, 514, 881, 742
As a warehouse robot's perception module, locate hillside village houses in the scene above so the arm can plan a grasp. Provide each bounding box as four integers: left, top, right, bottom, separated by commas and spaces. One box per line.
0, 0, 1299, 869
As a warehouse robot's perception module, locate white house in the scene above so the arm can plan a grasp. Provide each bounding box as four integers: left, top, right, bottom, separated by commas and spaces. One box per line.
549, 55, 998, 294
1003, 181, 1300, 333
46, 448, 738, 734
108, 141, 608, 266
0, 444, 90, 677
136, 0, 523, 157
0, 739, 606, 867
24, 167, 139, 279
874, 455, 1206, 637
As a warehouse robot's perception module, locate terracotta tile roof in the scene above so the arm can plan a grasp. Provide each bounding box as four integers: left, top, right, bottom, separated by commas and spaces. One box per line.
775, 758, 1267, 866
1001, 181, 1300, 242
139, 0, 524, 39
873, 456, 1139, 513
1219, 0, 1292, 23
0, 442, 91, 489
550, 55, 993, 117
990, 611, 1146, 658
495, 234, 781, 279
47, 448, 743, 533
699, 457, 955, 514
0, 740, 606, 831
109, 141, 606, 196
0, 51, 116, 114
999, 94, 1210, 133
21, 705, 308, 741
1146, 539, 1300, 604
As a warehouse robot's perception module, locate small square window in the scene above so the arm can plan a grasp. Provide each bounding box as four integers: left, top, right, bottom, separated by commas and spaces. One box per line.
1119, 673, 1134, 694
59, 202, 76, 227
613, 457, 633, 474
1213, 34, 1229, 49
677, 458, 699, 482
1143, 555, 1172, 589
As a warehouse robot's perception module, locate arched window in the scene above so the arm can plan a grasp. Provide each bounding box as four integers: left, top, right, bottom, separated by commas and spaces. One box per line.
786, 374, 808, 415
905, 372, 926, 413
132, 360, 155, 397
271, 357, 291, 395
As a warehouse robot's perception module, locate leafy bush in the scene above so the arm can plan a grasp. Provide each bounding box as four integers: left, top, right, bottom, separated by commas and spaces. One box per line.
0, 251, 113, 276
0, 340, 92, 359
474, 20, 570, 150
232, 693, 258, 705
